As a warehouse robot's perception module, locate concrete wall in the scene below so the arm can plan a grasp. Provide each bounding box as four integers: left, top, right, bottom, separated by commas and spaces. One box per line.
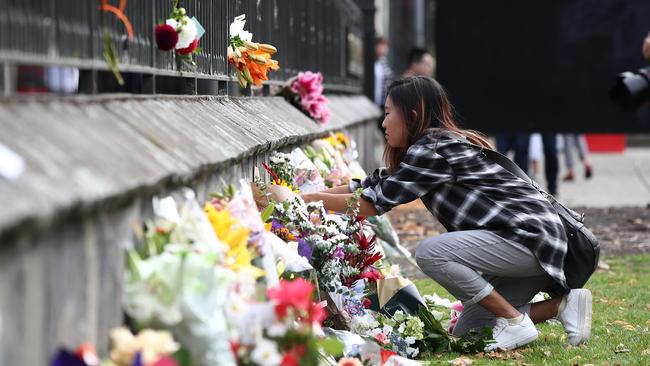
0, 94, 381, 365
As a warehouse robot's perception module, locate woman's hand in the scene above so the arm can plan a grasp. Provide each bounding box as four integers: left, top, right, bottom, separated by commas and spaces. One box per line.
300, 192, 321, 204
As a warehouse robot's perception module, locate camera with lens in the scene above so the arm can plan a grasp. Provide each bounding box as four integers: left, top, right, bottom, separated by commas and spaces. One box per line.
609, 66, 650, 110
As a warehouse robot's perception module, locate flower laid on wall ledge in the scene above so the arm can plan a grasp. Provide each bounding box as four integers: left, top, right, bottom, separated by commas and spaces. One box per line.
227, 14, 280, 88
155, 1, 205, 67
279, 71, 331, 125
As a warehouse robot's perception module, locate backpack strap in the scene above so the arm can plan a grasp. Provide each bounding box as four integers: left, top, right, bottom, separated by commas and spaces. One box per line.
445, 131, 544, 192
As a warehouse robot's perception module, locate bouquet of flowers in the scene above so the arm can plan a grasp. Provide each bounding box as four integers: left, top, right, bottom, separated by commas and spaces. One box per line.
228, 14, 279, 88
279, 71, 331, 125
50, 328, 183, 366
231, 279, 333, 366
154, 1, 204, 66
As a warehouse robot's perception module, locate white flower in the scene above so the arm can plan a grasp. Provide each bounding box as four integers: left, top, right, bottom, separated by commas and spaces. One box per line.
166, 16, 197, 49
350, 313, 380, 334
382, 325, 393, 335
430, 309, 445, 321
229, 14, 253, 42
404, 336, 416, 345
250, 338, 282, 366
424, 293, 454, 308
406, 346, 419, 357
266, 323, 288, 337
397, 323, 406, 334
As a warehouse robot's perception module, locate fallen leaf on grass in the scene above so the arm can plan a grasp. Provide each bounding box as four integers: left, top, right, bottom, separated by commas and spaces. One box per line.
612, 320, 637, 331
642, 347, 650, 356
614, 343, 631, 354
570, 355, 582, 363
450, 357, 473, 366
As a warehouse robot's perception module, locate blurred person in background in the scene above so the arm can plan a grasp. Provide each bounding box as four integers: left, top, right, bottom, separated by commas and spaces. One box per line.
528, 133, 543, 179
497, 133, 559, 196
374, 37, 394, 127
561, 134, 593, 181
643, 31, 650, 61
374, 37, 394, 108
402, 47, 436, 78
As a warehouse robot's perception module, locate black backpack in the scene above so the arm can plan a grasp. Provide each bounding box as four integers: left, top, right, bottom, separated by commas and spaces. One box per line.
481, 148, 600, 289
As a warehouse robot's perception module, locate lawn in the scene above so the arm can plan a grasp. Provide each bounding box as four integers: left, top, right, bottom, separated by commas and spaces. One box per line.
414, 255, 650, 365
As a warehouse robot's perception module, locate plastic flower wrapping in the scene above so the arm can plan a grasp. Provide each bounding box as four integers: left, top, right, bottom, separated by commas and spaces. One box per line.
154, 1, 205, 66
227, 14, 279, 88
50, 130, 492, 366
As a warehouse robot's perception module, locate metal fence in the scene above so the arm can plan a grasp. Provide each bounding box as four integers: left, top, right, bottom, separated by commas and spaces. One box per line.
0, 0, 364, 95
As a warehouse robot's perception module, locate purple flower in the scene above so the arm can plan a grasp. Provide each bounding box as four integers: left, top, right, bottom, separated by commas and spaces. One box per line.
50, 350, 86, 366
332, 246, 345, 260
271, 219, 283, 230
297, 238, 313, 261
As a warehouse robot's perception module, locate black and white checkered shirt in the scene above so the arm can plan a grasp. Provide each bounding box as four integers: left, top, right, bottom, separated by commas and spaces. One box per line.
354, 129, 568, 288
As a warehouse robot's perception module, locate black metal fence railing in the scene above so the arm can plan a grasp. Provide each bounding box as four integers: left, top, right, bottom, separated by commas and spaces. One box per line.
0, 0, 363, 95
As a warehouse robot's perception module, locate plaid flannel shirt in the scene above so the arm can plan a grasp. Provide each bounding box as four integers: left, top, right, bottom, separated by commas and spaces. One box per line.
353, 129, 568, 288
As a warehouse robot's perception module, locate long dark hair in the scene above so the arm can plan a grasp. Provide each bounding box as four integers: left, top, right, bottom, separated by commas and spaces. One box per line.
383, 76, 492, 173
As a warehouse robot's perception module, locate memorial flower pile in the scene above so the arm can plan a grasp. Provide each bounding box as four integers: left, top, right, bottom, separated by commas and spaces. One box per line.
50, 131, 491, 366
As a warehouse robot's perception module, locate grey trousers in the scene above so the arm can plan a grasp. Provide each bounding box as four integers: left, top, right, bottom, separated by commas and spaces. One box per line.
415, 230, 554, 336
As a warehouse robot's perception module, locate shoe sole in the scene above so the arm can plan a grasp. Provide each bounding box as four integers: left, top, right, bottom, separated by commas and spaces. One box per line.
486, 330, 539, 351
572, 289, 593, 346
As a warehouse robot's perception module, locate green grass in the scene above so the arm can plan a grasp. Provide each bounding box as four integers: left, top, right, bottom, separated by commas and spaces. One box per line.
414, 255, 650, 365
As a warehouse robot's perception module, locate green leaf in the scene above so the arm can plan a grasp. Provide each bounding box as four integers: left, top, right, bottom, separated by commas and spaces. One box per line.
418, 305, 449, 336
126, 250, 142, 282
172, 347, 192, 366
102, 31, 124, 85
261, 202, 275, 222
316, 337, 344, 357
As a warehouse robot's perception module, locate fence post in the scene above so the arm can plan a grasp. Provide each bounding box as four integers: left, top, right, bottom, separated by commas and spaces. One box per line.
355, 0, 376, 102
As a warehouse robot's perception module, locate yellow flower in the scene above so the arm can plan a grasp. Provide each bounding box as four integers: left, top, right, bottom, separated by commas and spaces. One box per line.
274, 179, 299, 193
204, 203, 264, 278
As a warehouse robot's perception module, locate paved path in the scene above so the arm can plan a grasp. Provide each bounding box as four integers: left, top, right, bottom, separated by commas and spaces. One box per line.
538, 148, 650, 207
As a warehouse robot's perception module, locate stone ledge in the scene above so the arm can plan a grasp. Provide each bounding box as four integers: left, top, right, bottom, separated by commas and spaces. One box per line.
0, 94, 380, 240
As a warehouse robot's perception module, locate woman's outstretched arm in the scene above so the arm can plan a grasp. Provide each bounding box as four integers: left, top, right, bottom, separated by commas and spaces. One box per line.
301, 192, 379, 217
319, 185, 352, 194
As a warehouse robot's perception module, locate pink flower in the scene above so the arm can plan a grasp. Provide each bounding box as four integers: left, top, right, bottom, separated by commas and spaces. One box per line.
301, 94, 330, 125
309, 213, 321, 225
267, 279, 315, 318
155, 24, 179, 51
448, 301, 464, 334
291, 71, 324, 97
332, 246, 345, 260
451, 301, 465, 312
374, 332, 389, 345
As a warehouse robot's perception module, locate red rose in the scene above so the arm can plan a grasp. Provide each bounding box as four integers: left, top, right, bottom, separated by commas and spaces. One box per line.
155, 24, 178, 51
177, 38, 198, 55
362, 298, 372, 309
280, 351, 300, 366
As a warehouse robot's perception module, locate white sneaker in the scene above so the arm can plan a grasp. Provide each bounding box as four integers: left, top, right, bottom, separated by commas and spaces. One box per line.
485, 313, 538, 351
556, 289, 592, 346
